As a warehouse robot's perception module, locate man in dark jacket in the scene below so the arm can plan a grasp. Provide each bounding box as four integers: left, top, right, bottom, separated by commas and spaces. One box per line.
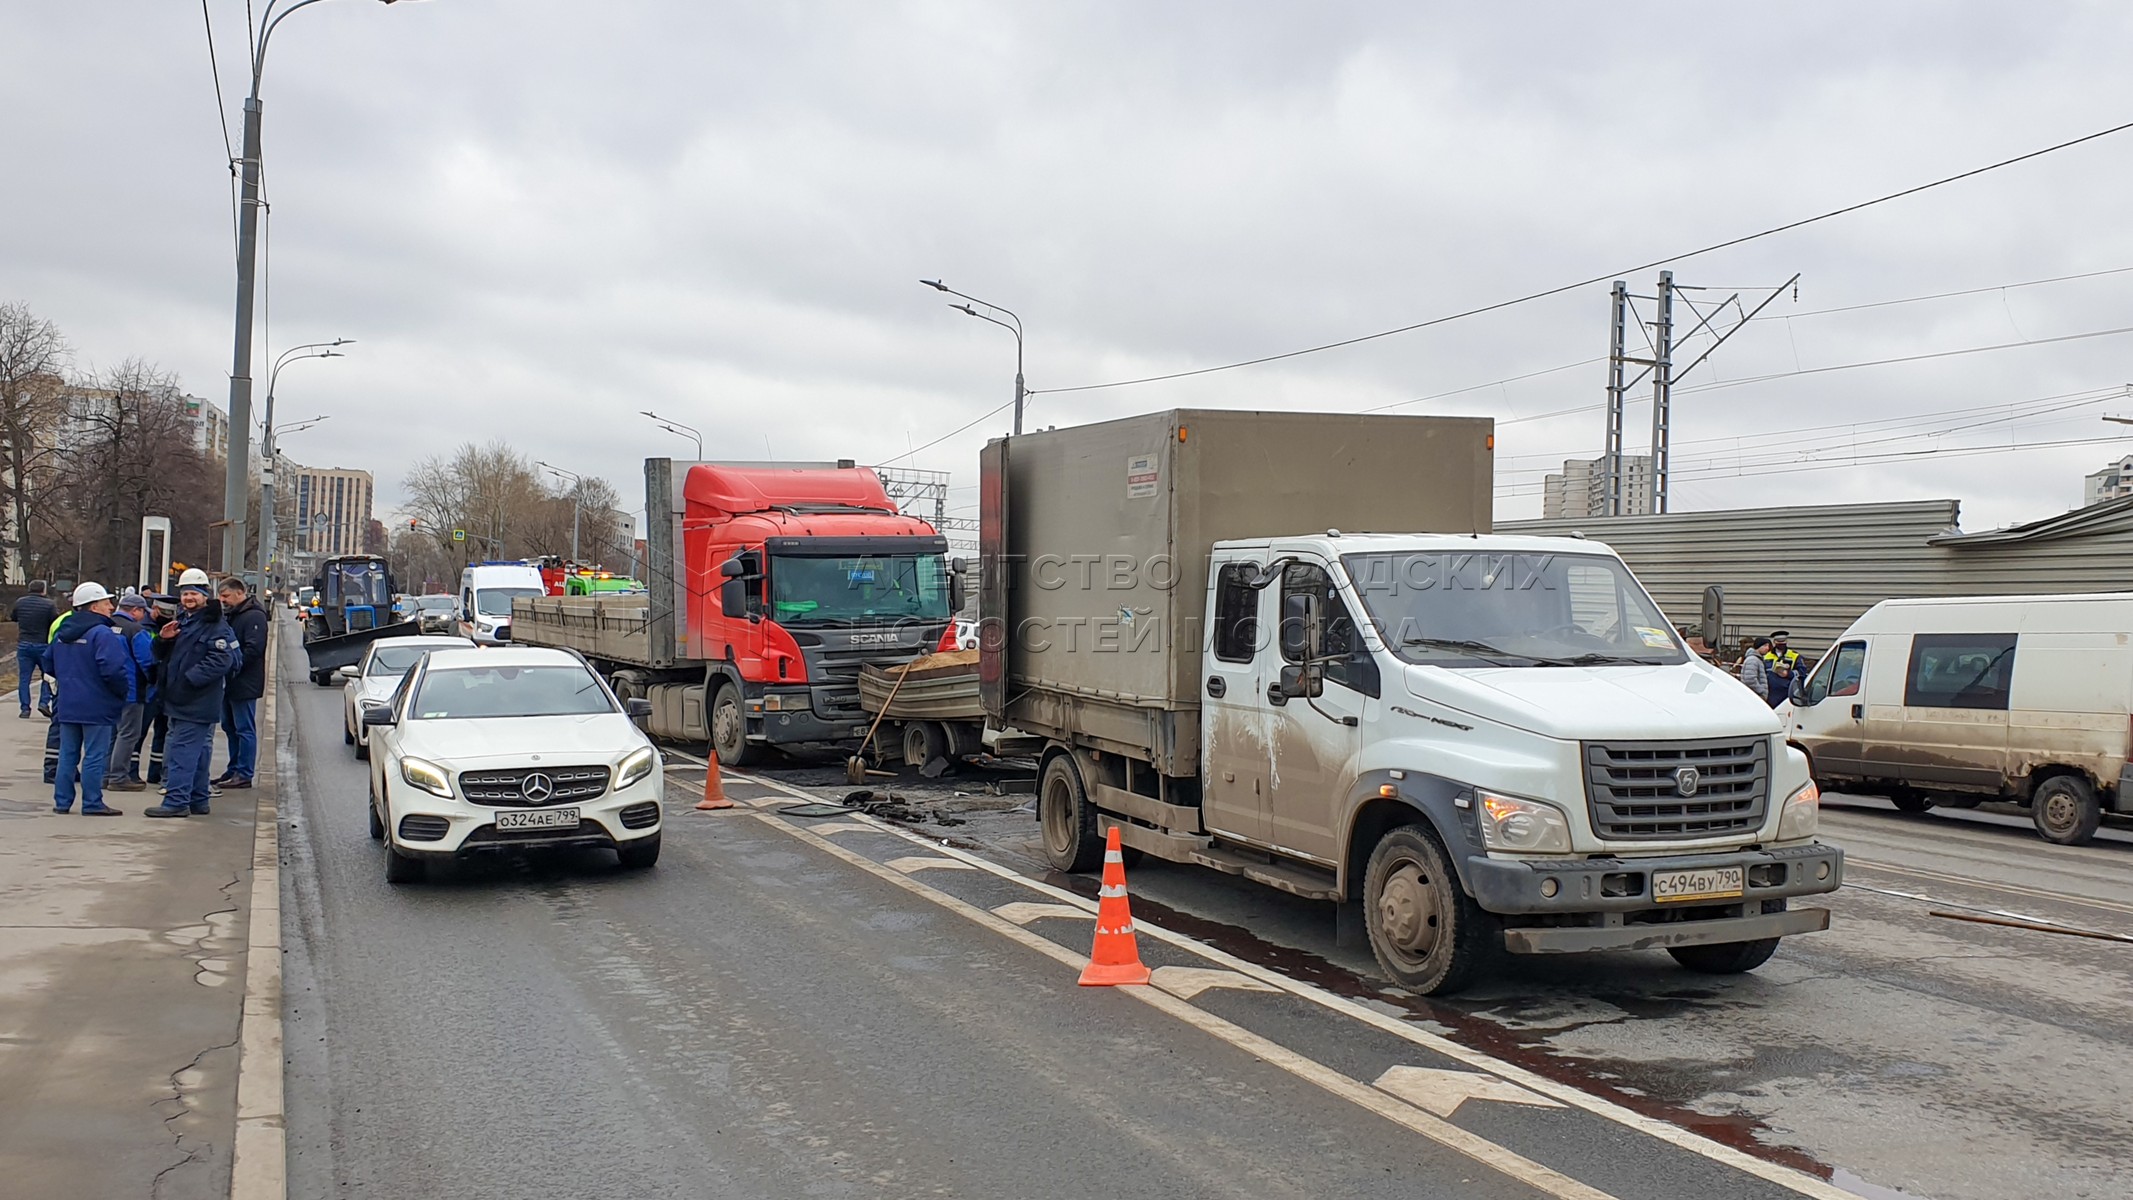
144, 570, 235, 819
105, 591, 156, 791
10, 580, 57, 717
215, 577, 269, 788
49, 582, 133, 816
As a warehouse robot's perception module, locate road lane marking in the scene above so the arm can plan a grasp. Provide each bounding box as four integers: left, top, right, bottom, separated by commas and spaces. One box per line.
751, 810, 1621, 1200
886, 855, 977, 873
1377, 1066, 1566, 1117
1845, 857, 2133, 918
727, 766, 1864, 1200
1150, 965, 1280, 1000
795, 821, 879, 836
992, 902, 1088, 924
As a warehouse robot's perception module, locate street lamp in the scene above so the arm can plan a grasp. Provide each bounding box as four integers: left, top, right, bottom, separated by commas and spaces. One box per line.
537, 460, 583, 561
922, 279, 1025, 436
640, 410, 703, 458
260, 338, 351, 589
219, 0, 411, 580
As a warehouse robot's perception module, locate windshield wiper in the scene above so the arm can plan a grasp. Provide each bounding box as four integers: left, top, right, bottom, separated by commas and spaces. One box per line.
1401, 636, 1530, 665
1528, 652, 1668, 667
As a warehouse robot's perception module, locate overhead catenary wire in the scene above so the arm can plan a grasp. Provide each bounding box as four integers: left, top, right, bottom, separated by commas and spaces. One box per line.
200, 0, 241, 254
1030, 117, 2133, 396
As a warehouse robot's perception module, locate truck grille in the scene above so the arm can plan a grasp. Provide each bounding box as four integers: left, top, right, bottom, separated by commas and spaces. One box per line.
797, 645, 924, 719
1582, 738, 1769, 841
458, 766, 611, 806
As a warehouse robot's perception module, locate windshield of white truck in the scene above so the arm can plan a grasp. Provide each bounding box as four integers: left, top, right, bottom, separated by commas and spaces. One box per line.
769, 553, 950, 625
1341, 551, 1687, 667
474, 587, 543, 616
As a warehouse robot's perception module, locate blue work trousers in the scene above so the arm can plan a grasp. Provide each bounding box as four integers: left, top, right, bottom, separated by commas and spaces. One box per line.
164, 719, 217, 812
16, 643, 49, 714
221, 697, 259, 780
54, 723, 116, 813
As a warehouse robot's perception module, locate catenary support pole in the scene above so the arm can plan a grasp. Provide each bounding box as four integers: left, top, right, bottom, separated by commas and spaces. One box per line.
1649, 270, 1675, 515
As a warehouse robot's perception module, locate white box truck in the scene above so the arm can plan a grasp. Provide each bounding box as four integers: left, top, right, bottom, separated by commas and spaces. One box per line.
981, 410, 1842, 994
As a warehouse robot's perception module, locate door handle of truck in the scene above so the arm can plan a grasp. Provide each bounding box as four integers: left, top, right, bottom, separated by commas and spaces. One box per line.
1266, 683, 1288, 706
1851, 704, 1863, 719
1206, 676, 1226, 698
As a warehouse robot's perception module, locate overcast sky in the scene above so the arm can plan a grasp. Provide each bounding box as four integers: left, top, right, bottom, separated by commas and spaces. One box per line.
9, 2, 2133, 539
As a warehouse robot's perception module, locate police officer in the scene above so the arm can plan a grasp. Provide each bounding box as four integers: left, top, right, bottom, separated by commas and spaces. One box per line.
1764, 630, 1801, 671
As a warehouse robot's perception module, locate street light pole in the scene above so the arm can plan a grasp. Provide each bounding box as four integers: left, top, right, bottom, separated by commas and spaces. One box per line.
921, 280, 1025, 436
259, 339, 351, 591
639, 410, 703, 458
218, 0, 409, 580
537, 461, 583, 561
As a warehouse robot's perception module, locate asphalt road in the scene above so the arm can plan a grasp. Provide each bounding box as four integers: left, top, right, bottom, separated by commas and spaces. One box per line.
765, 759, 2133, 1200
285, 624, 1835, 1200
277, 616, 2130, 1200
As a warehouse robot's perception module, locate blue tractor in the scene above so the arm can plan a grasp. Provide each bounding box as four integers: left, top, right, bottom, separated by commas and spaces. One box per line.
302, 554, 420, 685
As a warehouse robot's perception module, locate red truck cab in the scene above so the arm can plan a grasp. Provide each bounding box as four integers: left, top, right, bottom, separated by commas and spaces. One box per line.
684, 463, 961, 760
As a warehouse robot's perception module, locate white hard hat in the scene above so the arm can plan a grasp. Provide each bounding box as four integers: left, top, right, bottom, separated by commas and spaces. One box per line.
71, 581, 112, 606
177, 568, 212, 590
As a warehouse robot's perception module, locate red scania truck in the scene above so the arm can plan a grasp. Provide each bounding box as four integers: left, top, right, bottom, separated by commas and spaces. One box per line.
513, 457, 963, 764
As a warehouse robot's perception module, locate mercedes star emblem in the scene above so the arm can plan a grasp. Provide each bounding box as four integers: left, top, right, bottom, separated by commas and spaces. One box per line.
521, 772, 555, 803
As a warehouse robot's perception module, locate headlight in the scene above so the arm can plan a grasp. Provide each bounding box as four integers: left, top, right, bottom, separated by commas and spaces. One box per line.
1477, 790, 1573, 853
401, 757, 454, 799
1778, 781, 1820, 840
617, 745, 658, 789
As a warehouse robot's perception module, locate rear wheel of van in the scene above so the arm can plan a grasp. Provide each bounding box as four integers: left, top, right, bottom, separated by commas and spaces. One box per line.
1669, 937, 1780, 974
709, 683, 757, 768
1037, 753, 1101, 873
1890, 789, 1933, 815
1363, 824, 1499, 996
2031, 775, 2101, 846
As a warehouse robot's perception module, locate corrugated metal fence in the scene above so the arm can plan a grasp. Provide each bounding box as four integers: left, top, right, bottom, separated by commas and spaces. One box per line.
1503, 497, 2133, 655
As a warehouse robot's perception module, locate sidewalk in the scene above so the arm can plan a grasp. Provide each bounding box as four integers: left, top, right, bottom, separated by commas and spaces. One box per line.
0, 691, 271, 1198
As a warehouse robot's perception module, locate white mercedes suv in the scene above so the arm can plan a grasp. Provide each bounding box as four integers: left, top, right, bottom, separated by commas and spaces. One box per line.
362, 646, 664, 883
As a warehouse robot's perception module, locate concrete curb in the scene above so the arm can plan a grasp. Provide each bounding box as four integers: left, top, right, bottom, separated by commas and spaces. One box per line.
229, 635, 284, 1200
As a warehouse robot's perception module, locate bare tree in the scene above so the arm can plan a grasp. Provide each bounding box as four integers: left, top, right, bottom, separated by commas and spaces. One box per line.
0, 302, 70, 581
37, 360, 221, 586
400, 440, 626, 572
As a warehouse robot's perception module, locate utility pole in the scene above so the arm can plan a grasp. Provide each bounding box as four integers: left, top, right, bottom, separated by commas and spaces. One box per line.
1602, 281, 1628, 517
1649, 270, 1675, 514
220, 96, 264, 578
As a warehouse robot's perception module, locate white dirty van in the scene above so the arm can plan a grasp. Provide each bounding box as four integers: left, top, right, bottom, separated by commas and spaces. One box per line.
1787, 592, 2133, 845
458, 561, 546, 645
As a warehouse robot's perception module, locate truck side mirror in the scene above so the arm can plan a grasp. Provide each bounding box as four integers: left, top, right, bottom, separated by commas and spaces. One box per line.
1277, 662, 1323, 699
948, 573, 966, 615
720, 578, 747, 619
1279, 592, 1322, 662
1700, 584, 1724, 650
720, 557, 746, 579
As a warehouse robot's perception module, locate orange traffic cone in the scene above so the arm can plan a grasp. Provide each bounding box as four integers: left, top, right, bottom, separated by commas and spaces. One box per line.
1078, 827, 1151, 987
694, 747, 735, 811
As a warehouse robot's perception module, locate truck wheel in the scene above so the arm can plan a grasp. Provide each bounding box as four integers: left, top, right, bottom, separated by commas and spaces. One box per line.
709, 684, 757, 768
1037, 754, 1101, 873
2032, 775, 2101, 845
1363, 824, 1499, 996
902, 720, 948, 768
1669, 938, 1780, 974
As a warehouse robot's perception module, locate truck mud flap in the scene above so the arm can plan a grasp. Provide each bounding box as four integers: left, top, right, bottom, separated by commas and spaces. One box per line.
1501, 907, 1831, 955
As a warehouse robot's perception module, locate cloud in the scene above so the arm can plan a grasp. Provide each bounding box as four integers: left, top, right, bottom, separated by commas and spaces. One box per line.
7, 1, 2133, 540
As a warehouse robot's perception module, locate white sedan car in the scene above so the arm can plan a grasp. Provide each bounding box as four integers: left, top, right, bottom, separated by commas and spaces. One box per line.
341, 635, 476, 759
361, 646, 664, 884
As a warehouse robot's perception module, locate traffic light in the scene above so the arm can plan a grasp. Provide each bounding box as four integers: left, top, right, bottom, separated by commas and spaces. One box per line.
409, 519, 418, 530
